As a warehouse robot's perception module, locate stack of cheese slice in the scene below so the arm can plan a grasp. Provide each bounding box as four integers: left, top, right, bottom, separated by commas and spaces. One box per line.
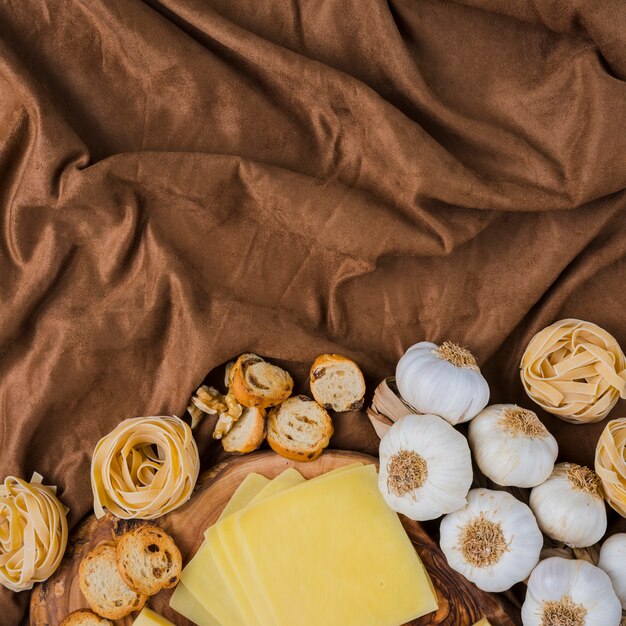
170, 463, 438, 626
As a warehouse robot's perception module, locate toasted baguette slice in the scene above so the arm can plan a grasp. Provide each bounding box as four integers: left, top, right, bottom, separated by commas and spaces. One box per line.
116, 525, 182, 596
230, 353, 293, 408
224, 360, 235, 387
222, 406, 266, 453
79, 543, 147, 620
267, 395, 333, 462
60, 611, 113, 626
310, 354, 366, 412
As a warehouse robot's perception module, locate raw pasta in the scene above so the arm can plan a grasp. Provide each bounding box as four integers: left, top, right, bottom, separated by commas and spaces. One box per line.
521, 319, 626, 423
595, 418, 626, 517
0, 473, 68, 591
91, 416, 199, 520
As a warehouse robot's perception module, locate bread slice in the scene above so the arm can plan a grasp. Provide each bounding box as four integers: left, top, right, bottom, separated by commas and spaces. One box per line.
230, 353, 293, 409
310, 354, 366, 412
60, 611, 112, 626
222, 406, 266, 453
267, 395, 333, 462
79, 543, 147, 620
116, 524, 182, 596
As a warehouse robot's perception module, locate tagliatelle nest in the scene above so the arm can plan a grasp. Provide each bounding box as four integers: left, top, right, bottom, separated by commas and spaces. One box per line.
91, 415, 200, 520
0, 473, 68, 591
520, 319, 626, 424
595, 418, 626, 516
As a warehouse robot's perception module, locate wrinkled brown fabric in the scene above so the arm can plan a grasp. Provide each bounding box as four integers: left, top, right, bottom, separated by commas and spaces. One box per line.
1, 0, 626, 623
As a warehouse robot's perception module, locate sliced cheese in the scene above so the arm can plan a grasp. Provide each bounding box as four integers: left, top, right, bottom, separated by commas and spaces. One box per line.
170, 472, 269, 626
171, 463, 369, 626
212, 464, 369, 625
472, 619, 492, 626
218, 472, 270, 521
223, 464, 437, 626
241, 467, 304, 503
205, 468, 307, 626
132, 607, 175, 626
179, 469, 305, 626
169, 582, 220, 626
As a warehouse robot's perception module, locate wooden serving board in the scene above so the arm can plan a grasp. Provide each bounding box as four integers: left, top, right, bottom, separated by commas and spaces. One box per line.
31, 450, 520, 626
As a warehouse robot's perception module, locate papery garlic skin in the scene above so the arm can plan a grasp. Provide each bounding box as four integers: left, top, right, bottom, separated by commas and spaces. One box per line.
529, 463, 607, 548
468, 404, 558, 488
440, 488, 542, 592
378, 414, 472, 521
396, 341, 489, 425
522, 557, 621, 626
598, 533, 626, 610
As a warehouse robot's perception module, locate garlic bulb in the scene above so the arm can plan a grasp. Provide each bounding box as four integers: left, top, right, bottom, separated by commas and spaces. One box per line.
468, 404, 558, 487
378, 413, 472, 520
396, 341, 489, 425
598, 533, 626, 610
522, 557, 622, 626
529, 463, 607, 548
440, 488, 542, 592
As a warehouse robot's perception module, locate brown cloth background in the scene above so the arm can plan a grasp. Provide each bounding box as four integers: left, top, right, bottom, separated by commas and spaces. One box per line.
2, 0, 626, 623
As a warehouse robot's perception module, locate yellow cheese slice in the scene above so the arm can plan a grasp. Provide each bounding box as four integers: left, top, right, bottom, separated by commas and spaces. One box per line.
170, 472, 269, 626
189, 466, 360, 626
222, 464, 438, 626
169, 582, 220, 626
171, 464, 364, 626
238, 467, 304, 503
201, 467, 304, 544
211, 464, 367, 625
218, 472, 270, 521
179, 469, 306, 626
132, 607, 176, 626
204, 468, 307, 626
472, 619, 492, 626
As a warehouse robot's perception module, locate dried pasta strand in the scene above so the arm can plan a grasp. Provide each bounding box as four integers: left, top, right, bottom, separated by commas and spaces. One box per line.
0, 473, 68, 592
91, 415, 200, 520
595, 418, 626, 518
521, 319, 626, 424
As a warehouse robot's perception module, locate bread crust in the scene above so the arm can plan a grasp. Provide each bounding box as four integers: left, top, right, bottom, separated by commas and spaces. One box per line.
267, 395, 333, 462
115, 524, 182, 596
78, 543, 147, 620
230, 353, 293, 408
60, 610, 112, 626
310, 353, 365, 412
222, 406, 266, 454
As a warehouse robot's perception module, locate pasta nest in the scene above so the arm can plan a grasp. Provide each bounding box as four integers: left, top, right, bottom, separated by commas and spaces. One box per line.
521, 319, 626, 424
91, 415, 199, 520
0, 473, 68, 591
